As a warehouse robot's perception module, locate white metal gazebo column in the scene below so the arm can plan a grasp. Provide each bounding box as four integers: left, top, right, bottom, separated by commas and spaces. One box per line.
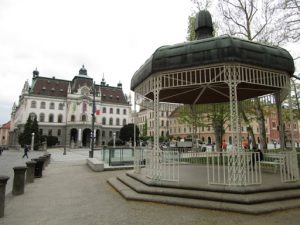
226, 65, 246, 185
151, 76, 162, 181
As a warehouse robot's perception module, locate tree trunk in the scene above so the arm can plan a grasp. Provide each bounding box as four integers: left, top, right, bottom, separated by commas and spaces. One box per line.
254, 98, 267, 150
240, 108, 257, 148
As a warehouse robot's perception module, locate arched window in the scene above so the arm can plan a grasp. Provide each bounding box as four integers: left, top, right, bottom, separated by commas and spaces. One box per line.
102, 117, 106, 125
116, 118, 120, 126
71, 115, 75, 122
103, 107, 106, 113
110, 108, 113, 114
31, 101, 37, 108
50, 102, 55, 109
40, 102, 46, 109
59, 103, 64, 110
123, 109, 127, 115
81, 114, 87, 122
116, 108, 120, 114
29, 113, 37, 121
109, 118, 113, 125
49, 114, 54, 122
102, 130, 105, 137
58, 114, 63, 123
109, 131, 112, 137
123, 119, 126, 126
39, 113, 45, 122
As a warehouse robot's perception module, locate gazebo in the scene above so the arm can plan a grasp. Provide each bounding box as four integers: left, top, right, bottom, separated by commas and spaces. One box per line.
108, 11, 300, 214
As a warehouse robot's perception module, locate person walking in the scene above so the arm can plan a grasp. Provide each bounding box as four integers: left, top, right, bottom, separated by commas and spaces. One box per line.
22, 145, 29, 158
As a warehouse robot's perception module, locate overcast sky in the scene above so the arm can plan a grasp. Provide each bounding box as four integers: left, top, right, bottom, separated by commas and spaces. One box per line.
0, 0, 299, 125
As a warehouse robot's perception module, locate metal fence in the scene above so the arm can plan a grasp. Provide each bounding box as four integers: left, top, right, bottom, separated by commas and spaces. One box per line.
134, 148, 179, 182
207, 152, 262, 186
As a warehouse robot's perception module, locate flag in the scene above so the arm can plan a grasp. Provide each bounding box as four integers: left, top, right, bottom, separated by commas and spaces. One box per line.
96, 109, 101, 116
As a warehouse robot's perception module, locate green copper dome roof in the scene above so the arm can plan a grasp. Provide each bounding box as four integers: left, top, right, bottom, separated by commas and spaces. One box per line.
131, 35, 294, 90
131, 11, 294, 91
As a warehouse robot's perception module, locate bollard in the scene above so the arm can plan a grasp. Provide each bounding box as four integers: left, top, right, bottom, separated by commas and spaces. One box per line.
26, 161, 36, 183
12, 166, 27, 195
31, 158, 43, 178
39, 156, 47, 170
0, 176, 9, 218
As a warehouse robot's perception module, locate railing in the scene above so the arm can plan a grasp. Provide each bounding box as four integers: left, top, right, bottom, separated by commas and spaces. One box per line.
99, 147, 135, 166
207, 152, 262, 186
134, 148, 179, 182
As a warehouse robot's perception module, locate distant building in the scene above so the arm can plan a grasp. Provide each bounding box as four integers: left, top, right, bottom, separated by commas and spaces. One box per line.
0, 121, 10, 146
9, 66, 131, 148
136, 106, 300, 147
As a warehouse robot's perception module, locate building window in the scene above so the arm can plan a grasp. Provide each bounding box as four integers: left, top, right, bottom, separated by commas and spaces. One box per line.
39, 129, 43, 135
123, 119, 126, 126
39, 113, 45, 122
109, 131, 112, 137
103, 107, 106, 113
109, 118, 113, 125
48, 129, 52, 136
123, 109, 127, 115
57, 129, 61, 136
102, 117, 106, 125
161, 120, 164, 127
31, 101, 37, 108
71, 115, 75, 122
272, 122, 276, 128
59, 103, 64, 110
40, 102, 46, 109
102, 131, 105, 137
82, 115, 87, 122
50, 102, 55, 109
58, 114, 63, 123
49, 114, 54, 122
110, 108, 113, 114
116, 118, 120, 126
116, 108, 120, 114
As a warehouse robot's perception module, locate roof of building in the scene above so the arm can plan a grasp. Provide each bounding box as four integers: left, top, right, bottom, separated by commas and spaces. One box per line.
31, 77, 69, 97
1, 121, 10, 129
131, 11, 294, 91
29, 67, 128, 105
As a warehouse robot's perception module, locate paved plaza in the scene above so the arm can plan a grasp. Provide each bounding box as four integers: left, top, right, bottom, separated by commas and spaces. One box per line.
0, 148, 300, 225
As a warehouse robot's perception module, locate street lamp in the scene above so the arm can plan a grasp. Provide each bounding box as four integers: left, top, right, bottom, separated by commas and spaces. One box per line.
31, 133, 35, 150
89, 82, 96, 158
113, 132, 116, 148
63, 101, 68, 155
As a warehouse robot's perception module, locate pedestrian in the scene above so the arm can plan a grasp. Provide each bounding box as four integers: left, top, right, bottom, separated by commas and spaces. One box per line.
250, 145, 264, 168
22, 145, 29, 158
0, 146, 3, 155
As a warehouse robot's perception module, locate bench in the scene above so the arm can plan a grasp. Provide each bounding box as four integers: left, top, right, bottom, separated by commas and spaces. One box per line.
86, 158, 104, 172
260, 153, 284, 173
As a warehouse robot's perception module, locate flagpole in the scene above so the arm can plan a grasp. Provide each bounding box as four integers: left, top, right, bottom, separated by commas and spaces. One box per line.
89, 82, 95, 158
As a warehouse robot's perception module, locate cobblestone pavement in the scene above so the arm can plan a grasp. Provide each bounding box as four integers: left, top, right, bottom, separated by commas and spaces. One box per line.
0, 148, 300, 225
0, 149, 45, 193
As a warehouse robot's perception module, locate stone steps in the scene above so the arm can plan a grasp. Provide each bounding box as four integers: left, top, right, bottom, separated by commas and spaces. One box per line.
107, 173, 300, 214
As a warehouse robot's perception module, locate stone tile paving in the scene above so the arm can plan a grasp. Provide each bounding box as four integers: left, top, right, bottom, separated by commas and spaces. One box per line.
0, 149, 45, 193
0, 159, 299, 225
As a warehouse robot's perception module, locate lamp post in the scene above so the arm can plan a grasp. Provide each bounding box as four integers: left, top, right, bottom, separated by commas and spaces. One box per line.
113, 132, 116, 148
89, 82, 96, 158
31, 133, 35, 150
63, 101, 67, 155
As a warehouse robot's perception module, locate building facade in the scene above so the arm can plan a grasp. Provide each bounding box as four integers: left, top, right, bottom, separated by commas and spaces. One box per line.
9, 66, 131, 148
0, 121, 10, 146
137, 106, 300, 147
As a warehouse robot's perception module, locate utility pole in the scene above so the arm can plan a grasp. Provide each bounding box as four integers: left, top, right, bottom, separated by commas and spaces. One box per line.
89, 82, 96, 158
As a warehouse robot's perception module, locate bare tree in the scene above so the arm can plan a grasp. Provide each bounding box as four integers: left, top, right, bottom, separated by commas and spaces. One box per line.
281, 0, 300, 41
217, 0, 292, 149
